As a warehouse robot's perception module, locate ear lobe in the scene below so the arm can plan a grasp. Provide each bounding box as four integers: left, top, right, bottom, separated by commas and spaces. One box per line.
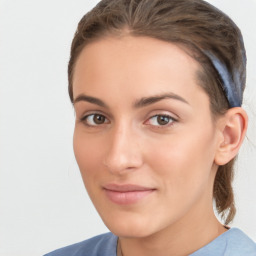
214, 107, 248, 166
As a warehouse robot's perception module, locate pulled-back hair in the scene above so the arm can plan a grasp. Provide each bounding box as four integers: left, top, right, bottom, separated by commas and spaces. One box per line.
68, 0, 246, 224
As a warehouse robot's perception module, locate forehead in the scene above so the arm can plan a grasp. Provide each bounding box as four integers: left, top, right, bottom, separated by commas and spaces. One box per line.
72, 35, 208, 108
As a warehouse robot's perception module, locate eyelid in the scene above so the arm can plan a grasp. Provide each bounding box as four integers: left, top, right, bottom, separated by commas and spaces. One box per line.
74, 105, 111, 118
79, 109, 109, 120
146, 110, 178, 121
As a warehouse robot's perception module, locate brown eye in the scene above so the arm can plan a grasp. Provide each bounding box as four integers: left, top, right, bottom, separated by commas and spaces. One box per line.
146, 114, 176, 127
157, 115, 170, 125
93, 114, 106, 124
83, 114, 108, 126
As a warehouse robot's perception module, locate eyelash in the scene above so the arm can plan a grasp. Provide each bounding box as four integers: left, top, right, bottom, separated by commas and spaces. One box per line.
80, 113, 109, 126
80, 113, 177, 128
145, 114, 177, 127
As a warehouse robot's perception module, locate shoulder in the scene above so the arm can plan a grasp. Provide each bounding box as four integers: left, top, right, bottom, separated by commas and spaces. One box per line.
43, 232, 118, 256
191, 228, 256, 256
225, 228, 256, 255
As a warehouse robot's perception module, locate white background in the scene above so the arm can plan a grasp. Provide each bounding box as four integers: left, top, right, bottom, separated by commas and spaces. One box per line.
0, 0, 255, 255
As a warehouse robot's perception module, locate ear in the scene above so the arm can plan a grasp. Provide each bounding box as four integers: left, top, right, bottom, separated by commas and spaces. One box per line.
214, 107, 248, 166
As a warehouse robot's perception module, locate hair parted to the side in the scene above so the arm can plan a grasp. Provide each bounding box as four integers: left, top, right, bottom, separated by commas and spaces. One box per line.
68, 0, 246, 224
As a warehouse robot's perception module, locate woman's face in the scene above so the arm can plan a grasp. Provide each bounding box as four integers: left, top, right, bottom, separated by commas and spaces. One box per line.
72, 36, 221, 238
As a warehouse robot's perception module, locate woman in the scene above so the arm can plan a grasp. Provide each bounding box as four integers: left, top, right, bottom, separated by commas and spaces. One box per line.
45, 0, 256, 255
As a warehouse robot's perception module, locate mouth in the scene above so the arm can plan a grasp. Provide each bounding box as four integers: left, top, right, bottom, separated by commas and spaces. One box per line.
102, 184, 156, 205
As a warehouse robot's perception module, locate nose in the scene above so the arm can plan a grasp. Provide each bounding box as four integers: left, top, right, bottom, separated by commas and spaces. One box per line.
103, 124, 143, 175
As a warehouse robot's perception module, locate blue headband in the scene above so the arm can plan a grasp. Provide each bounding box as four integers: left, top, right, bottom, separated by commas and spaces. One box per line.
204, 52, 243, 108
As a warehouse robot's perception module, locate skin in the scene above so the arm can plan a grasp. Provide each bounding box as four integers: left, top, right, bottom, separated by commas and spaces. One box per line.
72, 35, 247, 256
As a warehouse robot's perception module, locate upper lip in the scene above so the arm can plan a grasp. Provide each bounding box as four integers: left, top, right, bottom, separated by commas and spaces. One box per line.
103, 184, 155, 192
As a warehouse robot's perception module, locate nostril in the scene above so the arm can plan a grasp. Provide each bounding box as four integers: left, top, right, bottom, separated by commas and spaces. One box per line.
102, 153, 143, 174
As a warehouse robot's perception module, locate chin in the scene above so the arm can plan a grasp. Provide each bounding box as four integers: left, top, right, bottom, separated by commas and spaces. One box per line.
108, 223, 153, 238
100, 210, 162, 238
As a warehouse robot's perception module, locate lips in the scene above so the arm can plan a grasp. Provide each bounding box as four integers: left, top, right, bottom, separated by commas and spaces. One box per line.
103, 184, 156, 205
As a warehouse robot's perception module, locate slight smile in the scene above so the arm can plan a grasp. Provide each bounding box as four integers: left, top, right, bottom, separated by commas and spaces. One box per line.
103, 184, 156, 205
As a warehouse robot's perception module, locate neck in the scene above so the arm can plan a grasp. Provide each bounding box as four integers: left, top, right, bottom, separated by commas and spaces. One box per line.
118, 204, 227, 256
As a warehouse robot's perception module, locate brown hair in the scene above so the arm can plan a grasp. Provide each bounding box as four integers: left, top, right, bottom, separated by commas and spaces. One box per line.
68, 0, 246, 224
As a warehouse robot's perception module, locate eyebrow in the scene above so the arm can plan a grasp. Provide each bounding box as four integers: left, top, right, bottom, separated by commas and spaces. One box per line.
134, 93, 189, 108
73, 94, 108, 108
73, 92, 189, 108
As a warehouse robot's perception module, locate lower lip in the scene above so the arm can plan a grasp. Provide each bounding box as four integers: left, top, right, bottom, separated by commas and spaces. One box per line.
104, 189, 155, 205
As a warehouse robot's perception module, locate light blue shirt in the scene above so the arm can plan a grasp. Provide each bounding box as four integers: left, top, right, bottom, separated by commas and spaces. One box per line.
44, 228, 256, 256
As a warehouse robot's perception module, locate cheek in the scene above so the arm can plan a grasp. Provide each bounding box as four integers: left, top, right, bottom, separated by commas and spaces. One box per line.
73, 129, 104, 183
145, 127, 216, 194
